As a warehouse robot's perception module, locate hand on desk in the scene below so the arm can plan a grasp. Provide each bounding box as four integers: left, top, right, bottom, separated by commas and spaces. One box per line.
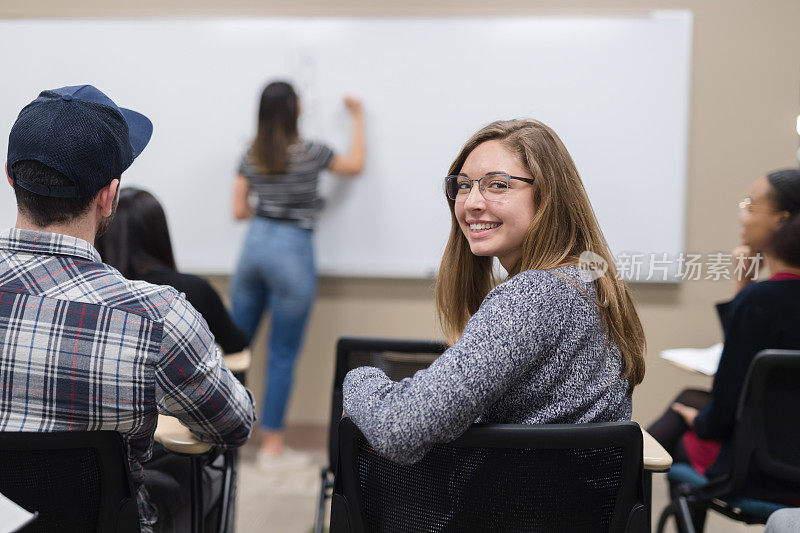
671, 402, 698, 429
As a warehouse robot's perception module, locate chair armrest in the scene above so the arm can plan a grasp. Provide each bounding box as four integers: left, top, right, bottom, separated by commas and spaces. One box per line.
223, 349, 251, 373
154, 415, 214, 455
642, 428, 672, 472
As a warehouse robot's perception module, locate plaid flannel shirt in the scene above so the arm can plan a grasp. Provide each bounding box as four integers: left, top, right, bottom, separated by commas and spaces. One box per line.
0, 228, 255, 532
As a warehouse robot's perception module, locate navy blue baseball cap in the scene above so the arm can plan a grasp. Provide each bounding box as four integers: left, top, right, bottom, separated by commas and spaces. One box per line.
6, 85, 153, 198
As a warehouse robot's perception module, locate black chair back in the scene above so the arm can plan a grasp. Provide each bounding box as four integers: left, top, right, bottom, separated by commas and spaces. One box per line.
332, 417, 647, 533
0, 430, 140, 533
730, 349, 800, 493
327, 337, 447, 470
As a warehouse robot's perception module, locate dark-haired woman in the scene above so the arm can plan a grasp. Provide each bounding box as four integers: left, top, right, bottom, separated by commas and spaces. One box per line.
96, 187, 248, 354
230, 81, 365, 469
649, 169, 800, 530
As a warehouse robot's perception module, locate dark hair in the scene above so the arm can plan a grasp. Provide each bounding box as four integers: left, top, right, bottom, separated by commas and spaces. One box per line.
767, 168, 800, 267
95, 187, 176, 278
12, 161, 97, 226
251, 81, 299, 174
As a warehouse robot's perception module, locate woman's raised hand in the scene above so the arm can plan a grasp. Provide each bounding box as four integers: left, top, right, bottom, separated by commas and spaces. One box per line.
328, 96, 365, 176
733, 244, 761, 294
343, 96, 362, 115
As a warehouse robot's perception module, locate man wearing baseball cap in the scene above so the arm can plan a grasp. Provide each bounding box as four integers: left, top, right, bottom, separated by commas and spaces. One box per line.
1, 85, 255, 532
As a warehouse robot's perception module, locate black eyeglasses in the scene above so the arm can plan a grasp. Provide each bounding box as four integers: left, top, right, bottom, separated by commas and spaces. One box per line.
444, 173, 535, 202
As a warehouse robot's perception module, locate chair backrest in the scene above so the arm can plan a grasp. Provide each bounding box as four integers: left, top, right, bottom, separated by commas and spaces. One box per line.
331, 417, 647, 533
730, 349, 800, 493
0, 430, 140, 533
327, 337, 448, 469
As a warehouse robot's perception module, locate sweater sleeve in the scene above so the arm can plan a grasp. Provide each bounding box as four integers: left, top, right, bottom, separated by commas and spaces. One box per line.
342, 270, 571, 464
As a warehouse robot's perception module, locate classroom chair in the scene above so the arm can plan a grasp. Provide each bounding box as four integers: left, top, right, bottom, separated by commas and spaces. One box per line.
656, 349, 800, 533
330, 416, 649, 533
313, 337, 448, 533
0, 430, 140, 533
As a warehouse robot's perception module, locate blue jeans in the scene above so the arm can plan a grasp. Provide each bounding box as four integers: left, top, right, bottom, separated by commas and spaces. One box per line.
230, 217, 317, 431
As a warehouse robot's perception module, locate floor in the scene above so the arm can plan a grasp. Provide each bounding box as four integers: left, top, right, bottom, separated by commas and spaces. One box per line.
233, 430, 765, 533
235, 428, 327, 533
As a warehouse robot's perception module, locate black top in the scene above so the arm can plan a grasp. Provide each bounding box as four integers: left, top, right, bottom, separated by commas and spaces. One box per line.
141, 269, 248, 355
695, 279, 800, 499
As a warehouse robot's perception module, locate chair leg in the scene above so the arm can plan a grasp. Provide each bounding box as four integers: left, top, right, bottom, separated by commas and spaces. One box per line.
217, 450, 237, 533
314, 467, 332, 533
657, 501, 675, 533
657, 499, 699, 533
644, 471, 653, 532
190, 455, 205, 533
676, 496, 697, 533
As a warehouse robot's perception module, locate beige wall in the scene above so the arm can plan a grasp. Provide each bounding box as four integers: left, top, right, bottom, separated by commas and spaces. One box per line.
4, 0, 799, 428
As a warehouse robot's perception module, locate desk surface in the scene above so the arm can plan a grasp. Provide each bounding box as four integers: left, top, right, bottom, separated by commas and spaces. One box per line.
664, 358, 710, 377
661, 344, 722, 377
642, 428, 672, 472
154, 415, 214, 454
224, 349, 251, 373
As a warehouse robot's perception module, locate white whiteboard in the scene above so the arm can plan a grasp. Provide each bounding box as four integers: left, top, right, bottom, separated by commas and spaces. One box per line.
0, 14, 692, 279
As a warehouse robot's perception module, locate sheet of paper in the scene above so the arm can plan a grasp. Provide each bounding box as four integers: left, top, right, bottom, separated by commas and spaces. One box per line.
660, 343, 723, 376
0, 492, 36, 533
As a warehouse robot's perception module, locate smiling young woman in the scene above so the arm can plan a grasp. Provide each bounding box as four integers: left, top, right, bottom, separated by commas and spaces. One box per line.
342, 119, 646, 465
437, 120, 645, 391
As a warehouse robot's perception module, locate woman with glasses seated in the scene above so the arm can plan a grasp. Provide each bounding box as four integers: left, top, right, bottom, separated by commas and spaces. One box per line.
230, 81, 365, 472
343, 119, 646, 464
648, 169, 800, 530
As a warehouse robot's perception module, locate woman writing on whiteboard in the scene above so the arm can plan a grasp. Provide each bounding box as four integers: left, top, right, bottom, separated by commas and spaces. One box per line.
342, 119, 646, 463
231, 81, 365, 470
648, 169, 800, 529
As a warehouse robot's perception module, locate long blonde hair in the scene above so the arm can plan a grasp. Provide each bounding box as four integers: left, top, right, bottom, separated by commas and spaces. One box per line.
435, 119, 646, 392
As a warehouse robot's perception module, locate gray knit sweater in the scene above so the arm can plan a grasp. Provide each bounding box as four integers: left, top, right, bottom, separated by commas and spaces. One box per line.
342, 265, 632, 465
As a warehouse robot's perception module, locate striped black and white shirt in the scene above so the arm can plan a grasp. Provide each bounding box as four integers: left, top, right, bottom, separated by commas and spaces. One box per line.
238, 141, 335, 230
